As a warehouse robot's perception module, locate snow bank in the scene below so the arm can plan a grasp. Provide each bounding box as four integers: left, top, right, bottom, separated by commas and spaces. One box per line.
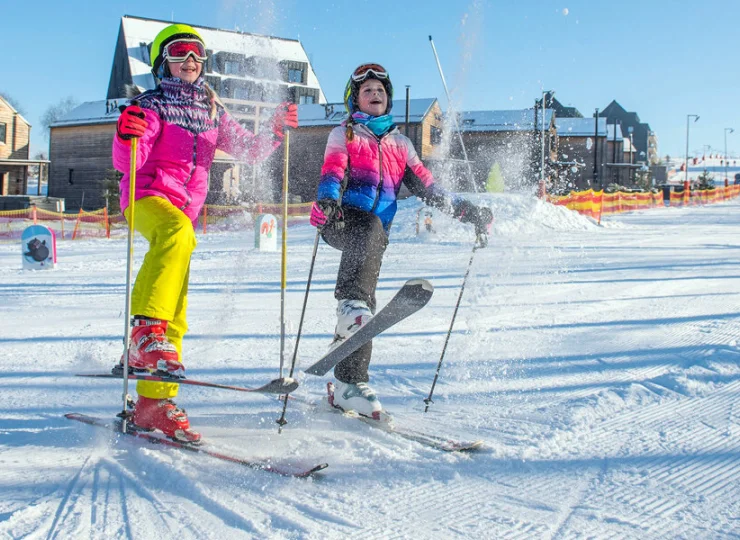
393, 191, 599, 241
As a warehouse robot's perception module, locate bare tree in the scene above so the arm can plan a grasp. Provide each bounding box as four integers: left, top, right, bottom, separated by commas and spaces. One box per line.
41, 96, 79, 138
0, 90, 26, 115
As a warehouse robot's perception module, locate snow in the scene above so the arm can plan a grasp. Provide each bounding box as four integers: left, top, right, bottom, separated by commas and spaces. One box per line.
1, 193, 739, 538
459, 109, 554, 132
556, 117, 607, 137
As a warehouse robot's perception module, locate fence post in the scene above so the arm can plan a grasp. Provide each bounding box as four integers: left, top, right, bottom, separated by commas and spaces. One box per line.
72, 208, 83, 240
104, 207, 110, 239
683, 180, 690, 206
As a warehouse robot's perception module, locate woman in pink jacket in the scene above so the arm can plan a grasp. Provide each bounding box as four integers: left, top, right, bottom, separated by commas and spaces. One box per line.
113, 24, 297, 443
310, 63, 492, 419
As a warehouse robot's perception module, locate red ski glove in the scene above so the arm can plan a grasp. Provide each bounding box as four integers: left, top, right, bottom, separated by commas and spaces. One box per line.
271, 102, 298, 139
117, 105, 148, 144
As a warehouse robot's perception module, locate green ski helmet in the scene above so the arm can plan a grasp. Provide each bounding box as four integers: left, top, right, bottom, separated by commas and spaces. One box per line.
150, 23, 206, 79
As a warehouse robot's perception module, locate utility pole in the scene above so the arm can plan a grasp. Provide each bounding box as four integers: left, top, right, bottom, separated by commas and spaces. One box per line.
405, 86, 411, 138
593, 108, 599, 187
685, 114, 700, 185
725, 127, 734, 184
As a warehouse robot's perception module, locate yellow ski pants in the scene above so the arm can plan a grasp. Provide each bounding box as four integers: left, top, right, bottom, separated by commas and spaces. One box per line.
125, 196, 196, 399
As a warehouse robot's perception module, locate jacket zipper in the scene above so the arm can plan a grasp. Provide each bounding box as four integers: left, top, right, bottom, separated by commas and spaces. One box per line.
371, 137, 384, 211
180, 136, 197, 210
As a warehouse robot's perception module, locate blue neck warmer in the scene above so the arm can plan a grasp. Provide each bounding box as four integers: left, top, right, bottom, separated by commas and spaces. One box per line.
351, 112, 395, 137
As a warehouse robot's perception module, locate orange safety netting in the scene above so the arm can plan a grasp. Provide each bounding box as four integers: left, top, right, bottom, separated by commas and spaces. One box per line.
0, 202, 313, 241
548, 185, 740, 221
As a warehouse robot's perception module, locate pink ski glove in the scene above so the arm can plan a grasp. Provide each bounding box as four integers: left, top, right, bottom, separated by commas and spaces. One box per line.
310, 201, 328, 227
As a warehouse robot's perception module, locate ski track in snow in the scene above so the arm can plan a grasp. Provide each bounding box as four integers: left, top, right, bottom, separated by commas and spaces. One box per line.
1, 194, 739, 538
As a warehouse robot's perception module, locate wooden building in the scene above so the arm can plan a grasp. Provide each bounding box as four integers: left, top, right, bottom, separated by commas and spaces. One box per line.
554, 117, 609, 191
48, 100, 121, 210
600, 100, 656, 165
0, 95, 32, 195
49, 15, 326, 211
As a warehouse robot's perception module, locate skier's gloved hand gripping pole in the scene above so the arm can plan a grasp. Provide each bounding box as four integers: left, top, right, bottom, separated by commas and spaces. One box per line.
424, 201, 493, 412
276, 102, 299, 380
117, 100, 146, 430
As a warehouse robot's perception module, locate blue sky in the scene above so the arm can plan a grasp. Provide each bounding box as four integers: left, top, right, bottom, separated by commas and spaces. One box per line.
2, 0, 738, 160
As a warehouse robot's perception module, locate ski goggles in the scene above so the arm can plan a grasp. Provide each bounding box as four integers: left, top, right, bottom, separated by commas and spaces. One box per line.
350, 63, 389, 83
163, 39, 207, 63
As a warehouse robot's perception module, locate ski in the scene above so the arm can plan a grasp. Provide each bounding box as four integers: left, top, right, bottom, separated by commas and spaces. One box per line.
304, 279, 434, 376
77, 371, 299, 395
65, 413, 328, 477
325, 383, 482, 452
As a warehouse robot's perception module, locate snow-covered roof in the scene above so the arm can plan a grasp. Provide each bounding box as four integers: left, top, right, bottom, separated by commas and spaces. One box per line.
458, 109, 554, 132
51, 100, 122, 127
556, 117, 607, 137
606, 124, 624, 141
298, 98, 437, 127
120, 15, 325, 102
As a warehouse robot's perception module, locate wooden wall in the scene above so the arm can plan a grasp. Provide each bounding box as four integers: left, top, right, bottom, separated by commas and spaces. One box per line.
419, 101, 444, 160
0, 100, 30, 160
0, 98, 31, 194
48, 124, 117, 210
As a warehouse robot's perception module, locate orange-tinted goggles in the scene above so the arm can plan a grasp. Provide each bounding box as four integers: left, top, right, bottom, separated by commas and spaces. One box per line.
351, 63, 389, 82
164, 39, 207, 63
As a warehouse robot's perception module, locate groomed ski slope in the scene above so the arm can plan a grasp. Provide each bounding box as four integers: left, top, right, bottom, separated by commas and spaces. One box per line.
0, 193, 738, 538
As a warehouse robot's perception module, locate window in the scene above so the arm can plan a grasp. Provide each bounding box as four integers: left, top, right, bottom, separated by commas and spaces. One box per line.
430, 125, 442, 145
224, 60, 241, 75
0, 123, 6, 144
299, 95, 315, 105
233, 86, 252, 100
288, 68, 304, 83
139, 42, 150, 66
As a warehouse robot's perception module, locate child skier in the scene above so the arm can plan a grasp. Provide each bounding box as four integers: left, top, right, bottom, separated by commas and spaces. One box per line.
310, 63, 492, 418
113, 23, 297, 443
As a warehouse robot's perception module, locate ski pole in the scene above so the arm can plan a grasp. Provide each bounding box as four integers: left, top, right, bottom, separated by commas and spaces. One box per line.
424, 239, 480, 412
276, 229, 321, 431
119, 107, 139, 431
428, 35, 476, 193
279, 129, 290, 378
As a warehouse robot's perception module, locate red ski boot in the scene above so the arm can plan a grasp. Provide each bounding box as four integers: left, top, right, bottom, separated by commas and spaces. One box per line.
125, 318, 184, 377
132, 396, 201, 444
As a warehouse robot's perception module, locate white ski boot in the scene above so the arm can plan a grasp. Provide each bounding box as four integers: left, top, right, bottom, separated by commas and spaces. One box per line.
329, 380, 383, 420
331, 299, 372, 349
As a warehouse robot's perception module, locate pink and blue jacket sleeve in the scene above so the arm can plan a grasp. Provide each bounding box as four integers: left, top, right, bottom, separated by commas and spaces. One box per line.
402, 138, 452, 210
317, 127, 349, 202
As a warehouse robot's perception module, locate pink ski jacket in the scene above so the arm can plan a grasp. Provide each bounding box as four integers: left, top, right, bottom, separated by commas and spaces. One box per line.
318, 122, 450, 232
113, 78, 280, 225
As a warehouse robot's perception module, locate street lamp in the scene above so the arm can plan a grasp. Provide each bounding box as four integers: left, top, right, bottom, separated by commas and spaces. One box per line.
541, 90, 554, 187
627, 126, 634, 184
725, 127, 734, 184
685, 114, 700, 185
